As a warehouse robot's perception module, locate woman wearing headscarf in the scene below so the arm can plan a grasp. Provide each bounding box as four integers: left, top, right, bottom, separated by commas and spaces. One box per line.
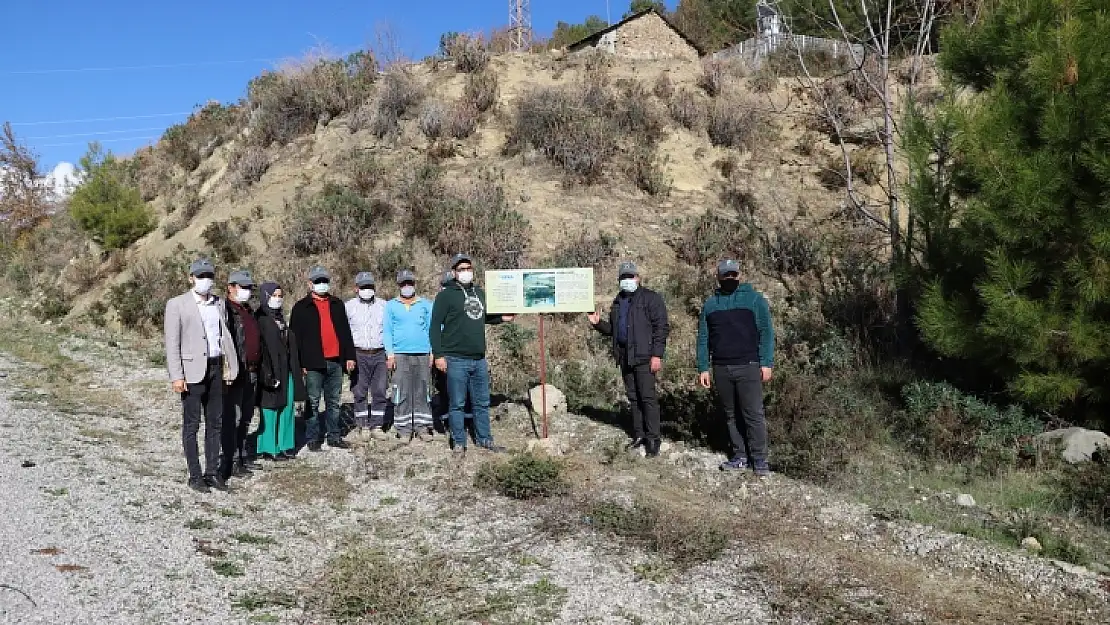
255, 282, 306, 460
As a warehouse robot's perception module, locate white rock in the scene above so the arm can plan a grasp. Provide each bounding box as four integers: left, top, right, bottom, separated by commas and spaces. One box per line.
955, 494, 976, 508
658, 441, 673, 454
1020, 537, 1043, 553
525, 436, 567, 457
528, 384, 567, 415
1035, 427, 1110, 464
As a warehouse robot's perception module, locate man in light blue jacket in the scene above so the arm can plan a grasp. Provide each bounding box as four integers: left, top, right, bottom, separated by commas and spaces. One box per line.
385, 269, 435, 441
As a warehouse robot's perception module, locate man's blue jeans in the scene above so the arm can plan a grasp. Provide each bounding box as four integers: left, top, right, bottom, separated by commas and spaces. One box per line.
305, 360, 343, 445
446, 356, 492, 448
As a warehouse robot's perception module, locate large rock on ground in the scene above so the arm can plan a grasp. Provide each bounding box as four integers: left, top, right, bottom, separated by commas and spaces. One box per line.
1035, 427, 1110, 464
528, 384, 567, 415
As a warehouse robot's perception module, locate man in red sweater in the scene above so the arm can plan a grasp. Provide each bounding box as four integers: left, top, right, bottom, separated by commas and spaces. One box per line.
290, 266, 357, 452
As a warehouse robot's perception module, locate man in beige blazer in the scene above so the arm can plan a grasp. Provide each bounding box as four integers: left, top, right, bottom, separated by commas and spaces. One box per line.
165, 258, 240, 493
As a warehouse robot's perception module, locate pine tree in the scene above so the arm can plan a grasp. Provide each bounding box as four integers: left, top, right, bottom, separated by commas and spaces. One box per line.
914, 0, 1110, 412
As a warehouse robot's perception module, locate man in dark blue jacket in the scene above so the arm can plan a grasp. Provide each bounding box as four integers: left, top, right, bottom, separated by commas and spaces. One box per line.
589, 261, 670, 457
696, 259, 775, 476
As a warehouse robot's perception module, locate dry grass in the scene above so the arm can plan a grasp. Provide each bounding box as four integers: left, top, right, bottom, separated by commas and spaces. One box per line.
256, 463, 354, 507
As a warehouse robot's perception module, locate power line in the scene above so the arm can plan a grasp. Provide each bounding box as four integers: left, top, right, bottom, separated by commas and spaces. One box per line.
9, 112, 191, 127
36, 135, 157, 149
2, 58, 275, 76
25, 127, 166, 140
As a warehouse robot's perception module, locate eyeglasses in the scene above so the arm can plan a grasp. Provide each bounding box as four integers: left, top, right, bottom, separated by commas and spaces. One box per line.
312, 278, 330, 285
195, 273, 215, 280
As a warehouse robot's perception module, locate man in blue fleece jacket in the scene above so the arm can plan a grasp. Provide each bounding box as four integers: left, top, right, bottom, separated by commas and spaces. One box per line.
696, 259, 775, 476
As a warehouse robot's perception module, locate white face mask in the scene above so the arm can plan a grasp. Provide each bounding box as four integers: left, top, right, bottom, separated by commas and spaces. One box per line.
456, 270, 474, 285
400, 285, 416, 298
268, 297, 283, 310
193, 278, 214, 295
312, 282, 330, 295
358, 288, 375, 300
619, 278, 639, 293
234, 288, 252, 303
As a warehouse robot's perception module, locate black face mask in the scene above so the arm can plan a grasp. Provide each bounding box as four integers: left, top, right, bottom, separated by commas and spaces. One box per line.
718, 279, 739, 294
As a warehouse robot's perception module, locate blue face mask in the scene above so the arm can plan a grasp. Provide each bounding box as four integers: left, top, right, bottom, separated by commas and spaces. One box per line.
619, 278, 638, 293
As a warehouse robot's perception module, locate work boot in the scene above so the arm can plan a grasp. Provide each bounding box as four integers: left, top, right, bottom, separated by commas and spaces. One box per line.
205, 475, 229, 492
719, 456, 748, 471
328, 439, 352, 450
187, 478, 210, 494
626, 437, 646, 450
645, 439, 661, 458
753, 460, 771, 477
307, 442, 324, 453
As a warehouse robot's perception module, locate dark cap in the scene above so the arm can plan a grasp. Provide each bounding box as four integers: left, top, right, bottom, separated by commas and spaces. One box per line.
354, 271, 376, 287
396, 269, 416, 284
449, 253, 473, 269
189, 258, 216, 276
307, 266, 331, 282
717, 259, 740, 277
618, 261, 638, 278
228, 269, 255, 286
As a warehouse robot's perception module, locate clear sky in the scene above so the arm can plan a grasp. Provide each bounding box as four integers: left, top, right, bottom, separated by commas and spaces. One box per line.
2, 0, 675, 178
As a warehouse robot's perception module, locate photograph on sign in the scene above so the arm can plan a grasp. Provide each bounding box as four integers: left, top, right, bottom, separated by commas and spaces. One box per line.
486, 268, 594, 314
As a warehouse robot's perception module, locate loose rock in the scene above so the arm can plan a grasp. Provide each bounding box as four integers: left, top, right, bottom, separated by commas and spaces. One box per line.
1035, 427, 1110, 464
1021, 537, 1043, 553
956, 494, 976, 507
528, 384, 567, 415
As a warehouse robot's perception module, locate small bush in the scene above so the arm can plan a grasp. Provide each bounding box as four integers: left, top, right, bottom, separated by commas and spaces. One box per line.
161, 124, 202, 172
286, 184, 392, 256
613, 81, 665, 143
818, 150, 881, 190
1056, 453, 1110, 527
507, 86, 617, 184
447, 34, 490, 73
697, 59, 726, 97
69, 147, 155, 250
377, 68, 424, 123
32, 286, 70, 321
544, 230, 619, 269
179, 188, 202, 223
418, 102, 446, 139
446, 102, 479, 139
749, 65, 778, 93
475, 452, 567, 499
406, 168, 530, 268
228, 146, 269, 188
898, 381, 1042, 472
112, 248, 192, 333
587, 499, 731, 568
668, 89, 707, 131
312, 548, 460, 623
344, 149, 385, 197
463, 70, 499, 113
707, 95, 775, 151
201, 218, 247, 265
672, 208, 753, 268
628, 147, 671, 197
652, 73, 674, 100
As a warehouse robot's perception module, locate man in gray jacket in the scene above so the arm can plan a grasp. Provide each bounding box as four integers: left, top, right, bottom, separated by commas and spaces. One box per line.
165, 258, 240, 493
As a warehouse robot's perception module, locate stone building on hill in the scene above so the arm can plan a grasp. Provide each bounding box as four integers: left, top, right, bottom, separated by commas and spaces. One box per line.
566, 9, 704, 61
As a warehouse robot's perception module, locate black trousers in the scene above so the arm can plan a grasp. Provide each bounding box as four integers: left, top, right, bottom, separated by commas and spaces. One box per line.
621, 362, 660, 442
182, 359, 224, 480
712, 363, 768, 462
220, 370, 258, 478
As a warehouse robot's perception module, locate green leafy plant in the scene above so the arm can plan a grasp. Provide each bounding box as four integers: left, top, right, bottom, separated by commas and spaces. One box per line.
475, 452, 568, 499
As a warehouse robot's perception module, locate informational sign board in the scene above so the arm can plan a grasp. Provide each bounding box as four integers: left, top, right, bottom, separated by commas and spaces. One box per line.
485, 268, 595, 314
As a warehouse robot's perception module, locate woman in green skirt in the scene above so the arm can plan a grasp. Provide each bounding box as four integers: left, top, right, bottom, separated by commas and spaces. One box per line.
256, 283, 306, 460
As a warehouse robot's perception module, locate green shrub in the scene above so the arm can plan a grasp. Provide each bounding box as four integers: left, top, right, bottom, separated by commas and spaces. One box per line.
628, 147, 671, 197
475, 452, 568, 499
285, 184, 392, 256
228, 146, 269, 188
160, 102, 242, 171
247, 51, 377, 146
32, 286, 70, 321
587, 499, 731, 568
1056, 452, 1110, 527
898, 381, 1042, 472
69, 146, 155, 250
507, 86, 617, 184
344, 149, 385, 197
672, 208, 753, 268
201, 218, 247, 264
543, 230, 618, 270
406, 168, 530, 268
370, 68, 424, 139
112, 248, 192, 333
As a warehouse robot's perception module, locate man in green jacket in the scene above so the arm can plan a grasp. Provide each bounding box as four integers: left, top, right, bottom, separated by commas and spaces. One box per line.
696, 259, 775, 476
430, 254, 514, 454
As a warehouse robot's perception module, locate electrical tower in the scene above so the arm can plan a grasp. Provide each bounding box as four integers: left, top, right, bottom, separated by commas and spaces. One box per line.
509, 0, 532, 52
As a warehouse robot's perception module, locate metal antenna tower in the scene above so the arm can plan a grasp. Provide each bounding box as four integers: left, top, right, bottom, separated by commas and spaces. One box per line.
509, 0, 532, 51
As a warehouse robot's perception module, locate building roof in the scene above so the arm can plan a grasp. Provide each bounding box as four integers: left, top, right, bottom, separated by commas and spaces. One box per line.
565, 9, 707, 57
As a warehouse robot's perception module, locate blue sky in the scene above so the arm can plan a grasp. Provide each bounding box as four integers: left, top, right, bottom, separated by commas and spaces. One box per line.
2, 0, 674, 177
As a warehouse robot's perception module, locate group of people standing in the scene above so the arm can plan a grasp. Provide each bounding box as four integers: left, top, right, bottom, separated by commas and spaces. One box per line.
164, 253, 776, 494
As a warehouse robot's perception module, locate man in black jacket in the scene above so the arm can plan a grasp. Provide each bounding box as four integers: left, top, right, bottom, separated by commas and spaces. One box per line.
221, 269, 263, 480
588, 261, 670, 457
289, 266, 357, 452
